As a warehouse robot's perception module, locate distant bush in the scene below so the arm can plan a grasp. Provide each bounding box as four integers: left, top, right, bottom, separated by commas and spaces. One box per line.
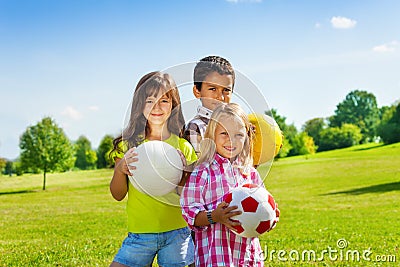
318, 124, 362, 151
377, 103, 400, 144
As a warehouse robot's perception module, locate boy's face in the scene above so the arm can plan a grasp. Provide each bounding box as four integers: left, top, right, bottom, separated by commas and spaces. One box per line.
193, 72, 233, 111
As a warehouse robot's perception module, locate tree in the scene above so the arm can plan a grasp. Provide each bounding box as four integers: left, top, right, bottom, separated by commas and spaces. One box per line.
266, 109, 295, 158
74, 135, 97, 170
14, 160, 23, 176
266, 109, 316, 157
5, 160, 14, 176
290, 132, 317, 155
19, 117, 75, 190
284, 124, 301, 157
329, 90, 380, 143
0, 157, 6, 174
318, 124, 362, 151
377, 102, 400, 144
277, 137, 292, 158
96, 134, 114, 168
302, 117, 326, 149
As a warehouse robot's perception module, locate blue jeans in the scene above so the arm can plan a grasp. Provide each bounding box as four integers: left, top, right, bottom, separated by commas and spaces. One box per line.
113, 227, 194, 267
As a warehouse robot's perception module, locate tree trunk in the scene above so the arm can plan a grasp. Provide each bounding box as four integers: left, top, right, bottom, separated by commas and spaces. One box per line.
43, 171, 46, 190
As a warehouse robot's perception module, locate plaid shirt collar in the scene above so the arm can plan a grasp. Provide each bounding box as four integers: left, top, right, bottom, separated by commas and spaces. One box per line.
197, 105, 213, 120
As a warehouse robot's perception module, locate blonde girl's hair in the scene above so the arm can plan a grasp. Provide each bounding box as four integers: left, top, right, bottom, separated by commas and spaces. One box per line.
198, 103, 253, 173
111, 71, 185, 154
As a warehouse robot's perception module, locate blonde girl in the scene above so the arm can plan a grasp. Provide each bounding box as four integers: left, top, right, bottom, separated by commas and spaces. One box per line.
110, 71, 197, 267
181, 103, 267, 267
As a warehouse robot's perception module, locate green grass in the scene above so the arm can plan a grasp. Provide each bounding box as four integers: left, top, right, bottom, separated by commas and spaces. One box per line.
1, 143, 399, 266
259, 142, 400, 266
0, 170, 126, 266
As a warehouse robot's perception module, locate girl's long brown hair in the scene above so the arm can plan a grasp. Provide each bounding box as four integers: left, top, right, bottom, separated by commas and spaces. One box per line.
111, 71, 185, 155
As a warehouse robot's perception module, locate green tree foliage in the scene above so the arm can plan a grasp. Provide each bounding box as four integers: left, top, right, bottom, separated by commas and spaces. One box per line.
19, 117, 75, 189
267, 109, 295, 158
329, 90, 380, 143
96, 134, 114, 168
377, 102, 400, 144
14, 161, 23, 176
379, 105, 391, 121
5, 160, 14, 176
267, 109, 317, 157
74, 136, 97, 170
318, 123, 362, 151
277, 137, 292, 158
291, 132, 317, 155
302, 118, 326, 149
282, 124, 299, 157
0, 157, 6, 174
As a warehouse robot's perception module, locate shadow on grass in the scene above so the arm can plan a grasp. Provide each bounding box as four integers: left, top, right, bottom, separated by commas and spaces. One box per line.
0, 189, 37, 196
324, 181, 400, 195
353, 143, 386, 151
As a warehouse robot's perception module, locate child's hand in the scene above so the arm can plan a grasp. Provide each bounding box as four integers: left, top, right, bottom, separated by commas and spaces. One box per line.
212, 201, 242, 231
176, 149, 195, 172
116, 147, 138, 176
176, 149, 187, 169
268, 204, 280, 232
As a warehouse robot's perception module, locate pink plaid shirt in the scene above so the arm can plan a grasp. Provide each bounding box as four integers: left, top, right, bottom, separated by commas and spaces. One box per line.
180, 153, 264, 267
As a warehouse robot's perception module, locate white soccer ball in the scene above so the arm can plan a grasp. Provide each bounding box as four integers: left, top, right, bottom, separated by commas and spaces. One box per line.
224, 184, 279, 238
128, 141, 183, 196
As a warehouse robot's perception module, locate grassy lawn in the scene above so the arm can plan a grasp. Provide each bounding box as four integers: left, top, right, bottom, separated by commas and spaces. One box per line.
260, 142, 400, 266
1, 142, 399, 266
0, 169, 125, 266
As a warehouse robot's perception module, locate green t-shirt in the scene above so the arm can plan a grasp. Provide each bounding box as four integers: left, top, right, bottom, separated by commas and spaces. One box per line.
112, 134, 197, 233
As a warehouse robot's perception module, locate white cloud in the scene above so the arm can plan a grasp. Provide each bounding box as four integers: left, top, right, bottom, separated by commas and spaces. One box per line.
61, 106, 82, 120
330, 16, 357, 29
372, 41, 399, 53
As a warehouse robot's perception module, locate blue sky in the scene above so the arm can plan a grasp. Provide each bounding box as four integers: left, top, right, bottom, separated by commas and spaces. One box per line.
1, 0, 399, 159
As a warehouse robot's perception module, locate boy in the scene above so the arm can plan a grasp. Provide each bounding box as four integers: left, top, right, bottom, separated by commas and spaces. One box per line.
184, 56, 235, 155
182, 55, 235, 267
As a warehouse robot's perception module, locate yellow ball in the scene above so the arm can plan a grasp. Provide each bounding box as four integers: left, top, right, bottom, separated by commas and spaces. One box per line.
248, 113, 283, 165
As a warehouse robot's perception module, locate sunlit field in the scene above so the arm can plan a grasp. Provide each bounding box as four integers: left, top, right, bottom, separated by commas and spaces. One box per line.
261, 142, 399, 266
1, 142, 399, 266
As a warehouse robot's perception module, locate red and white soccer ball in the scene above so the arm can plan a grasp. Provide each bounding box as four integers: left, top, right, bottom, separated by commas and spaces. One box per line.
224, 184, 279, 238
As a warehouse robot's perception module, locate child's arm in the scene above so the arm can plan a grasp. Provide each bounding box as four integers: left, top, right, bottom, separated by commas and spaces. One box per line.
176, 138, 198, 195
176, 153, 196, 195
183, 122, 202, 156
176, 170, 192, 196
194, 201, 242, 231
110, 147, 138, 201
181, 167, 241, 231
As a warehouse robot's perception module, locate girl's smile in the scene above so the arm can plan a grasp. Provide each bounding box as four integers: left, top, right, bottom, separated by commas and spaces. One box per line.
214, 115, 246, 161
222, 145, 236, 152
143, 92, 172, 126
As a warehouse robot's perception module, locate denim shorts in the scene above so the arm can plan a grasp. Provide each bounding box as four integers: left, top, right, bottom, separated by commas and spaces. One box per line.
112, 227, 194, 267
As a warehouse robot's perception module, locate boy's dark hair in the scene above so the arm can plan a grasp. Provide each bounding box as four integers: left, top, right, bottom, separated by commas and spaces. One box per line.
193, 55, 235, 91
